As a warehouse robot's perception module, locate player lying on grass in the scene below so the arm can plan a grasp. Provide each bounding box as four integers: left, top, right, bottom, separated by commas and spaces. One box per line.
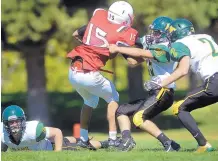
157, 19, 218, 152
108, 16, 180, 152
68, 1, 138, 149
1, 105, 107, 151
1, 105, 63, 151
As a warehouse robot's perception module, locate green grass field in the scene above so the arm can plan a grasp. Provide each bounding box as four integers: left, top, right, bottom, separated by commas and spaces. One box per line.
2, 127, 218, 161
2, 101, 218, 161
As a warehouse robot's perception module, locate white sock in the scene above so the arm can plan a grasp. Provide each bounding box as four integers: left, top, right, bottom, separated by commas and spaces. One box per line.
109, 131, 117, 140
80, 128, 88, 142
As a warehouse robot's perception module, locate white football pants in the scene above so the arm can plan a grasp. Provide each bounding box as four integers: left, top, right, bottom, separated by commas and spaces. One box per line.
68, 68, 119, 108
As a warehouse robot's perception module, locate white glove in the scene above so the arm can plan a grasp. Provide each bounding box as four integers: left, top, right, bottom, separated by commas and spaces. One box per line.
144, 76, 162, 91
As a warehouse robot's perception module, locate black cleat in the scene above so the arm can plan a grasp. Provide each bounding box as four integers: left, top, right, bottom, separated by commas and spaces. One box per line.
99, 140, 109, 149
62, 137, 77, 151
118, 137, 136, 152
108, 137, 122, 147
76, 138, 96, 150
163, 140, 181, 152
100, 137, 122, 149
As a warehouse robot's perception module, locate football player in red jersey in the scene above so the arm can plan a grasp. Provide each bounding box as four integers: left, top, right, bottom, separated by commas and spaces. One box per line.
67, 1, 138, 148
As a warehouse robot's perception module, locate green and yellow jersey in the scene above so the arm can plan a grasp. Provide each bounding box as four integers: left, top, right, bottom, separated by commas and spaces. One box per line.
140, 36, 177, 89
169, 34, 218, 81
1, 121, 53, 151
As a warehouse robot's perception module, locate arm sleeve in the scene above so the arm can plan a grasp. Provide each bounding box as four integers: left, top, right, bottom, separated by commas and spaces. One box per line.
121, 54, 129, 59
36, 122, 46, 142
170, 42, 191, 62
135, 37, 144, 49
77, 25, 87, 37
116, 41, 130, 59
149, 44, 170, 63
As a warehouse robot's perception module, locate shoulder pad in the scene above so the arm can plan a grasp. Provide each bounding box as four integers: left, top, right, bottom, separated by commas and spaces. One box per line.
93, 8, 106, 16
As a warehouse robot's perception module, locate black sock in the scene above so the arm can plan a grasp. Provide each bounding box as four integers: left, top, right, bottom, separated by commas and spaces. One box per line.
178, 110, 207, 146
157, 133, 170, 145
122, 130, 131, 139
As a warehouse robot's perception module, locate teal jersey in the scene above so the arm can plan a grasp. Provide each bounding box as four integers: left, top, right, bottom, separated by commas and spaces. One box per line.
140, 36, 177, 89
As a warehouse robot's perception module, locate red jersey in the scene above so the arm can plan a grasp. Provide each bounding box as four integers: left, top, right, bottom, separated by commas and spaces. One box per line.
67, 9, 138, 71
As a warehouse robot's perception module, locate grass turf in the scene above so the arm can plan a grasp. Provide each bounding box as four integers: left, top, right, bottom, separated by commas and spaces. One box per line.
2, 129, 218, 161
2, 141, 218, 161
2, 98, 218, 161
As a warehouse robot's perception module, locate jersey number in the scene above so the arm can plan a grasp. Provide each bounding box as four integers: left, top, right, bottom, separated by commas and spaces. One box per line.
85, 23, 108, 47
198, 38, 218, 57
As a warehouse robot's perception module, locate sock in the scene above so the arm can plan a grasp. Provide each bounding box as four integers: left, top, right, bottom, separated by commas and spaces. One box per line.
178, 111, 207, 146
157, 133, 170, 145
122, 130, 131, 139
109, 131, 117, 140
80, 128, 88, 142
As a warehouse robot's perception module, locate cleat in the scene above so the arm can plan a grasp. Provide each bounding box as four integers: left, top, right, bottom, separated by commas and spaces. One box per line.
76, 138, 96, 150
196, 142, 215, 153
108, 137, 122, 147
99, 140, 109, 149
163, 140, 180, 152
118, 137, 136, 152
100, 137, 122, 149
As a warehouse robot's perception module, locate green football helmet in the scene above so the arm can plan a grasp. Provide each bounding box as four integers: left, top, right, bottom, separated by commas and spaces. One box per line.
148, 16, 173, 44
2, 105, 26, 140
168, 18, 195, 42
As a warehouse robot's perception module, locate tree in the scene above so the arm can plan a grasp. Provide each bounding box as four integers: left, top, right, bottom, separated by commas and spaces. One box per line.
2, 0, 87, 125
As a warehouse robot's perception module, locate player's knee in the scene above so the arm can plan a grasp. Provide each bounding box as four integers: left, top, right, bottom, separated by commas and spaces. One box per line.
107, 101, 119, 120
133, 110, 144, 127
84, 97, 99, 108
172, 100, 185, 115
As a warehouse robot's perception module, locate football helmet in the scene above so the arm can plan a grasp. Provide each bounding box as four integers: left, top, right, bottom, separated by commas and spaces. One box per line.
107, 1, 134, 26
147, 16, 173, 44
2, 105, 26, 140
168, 18, 195, 42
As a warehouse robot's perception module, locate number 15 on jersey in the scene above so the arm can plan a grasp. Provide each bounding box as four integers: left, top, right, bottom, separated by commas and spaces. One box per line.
84, 23, 108, 47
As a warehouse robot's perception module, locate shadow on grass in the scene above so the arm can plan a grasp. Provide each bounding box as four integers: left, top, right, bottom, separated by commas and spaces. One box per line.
181, 149, 196, 152
136, 148, 164, 152
136, 148, 199, 152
